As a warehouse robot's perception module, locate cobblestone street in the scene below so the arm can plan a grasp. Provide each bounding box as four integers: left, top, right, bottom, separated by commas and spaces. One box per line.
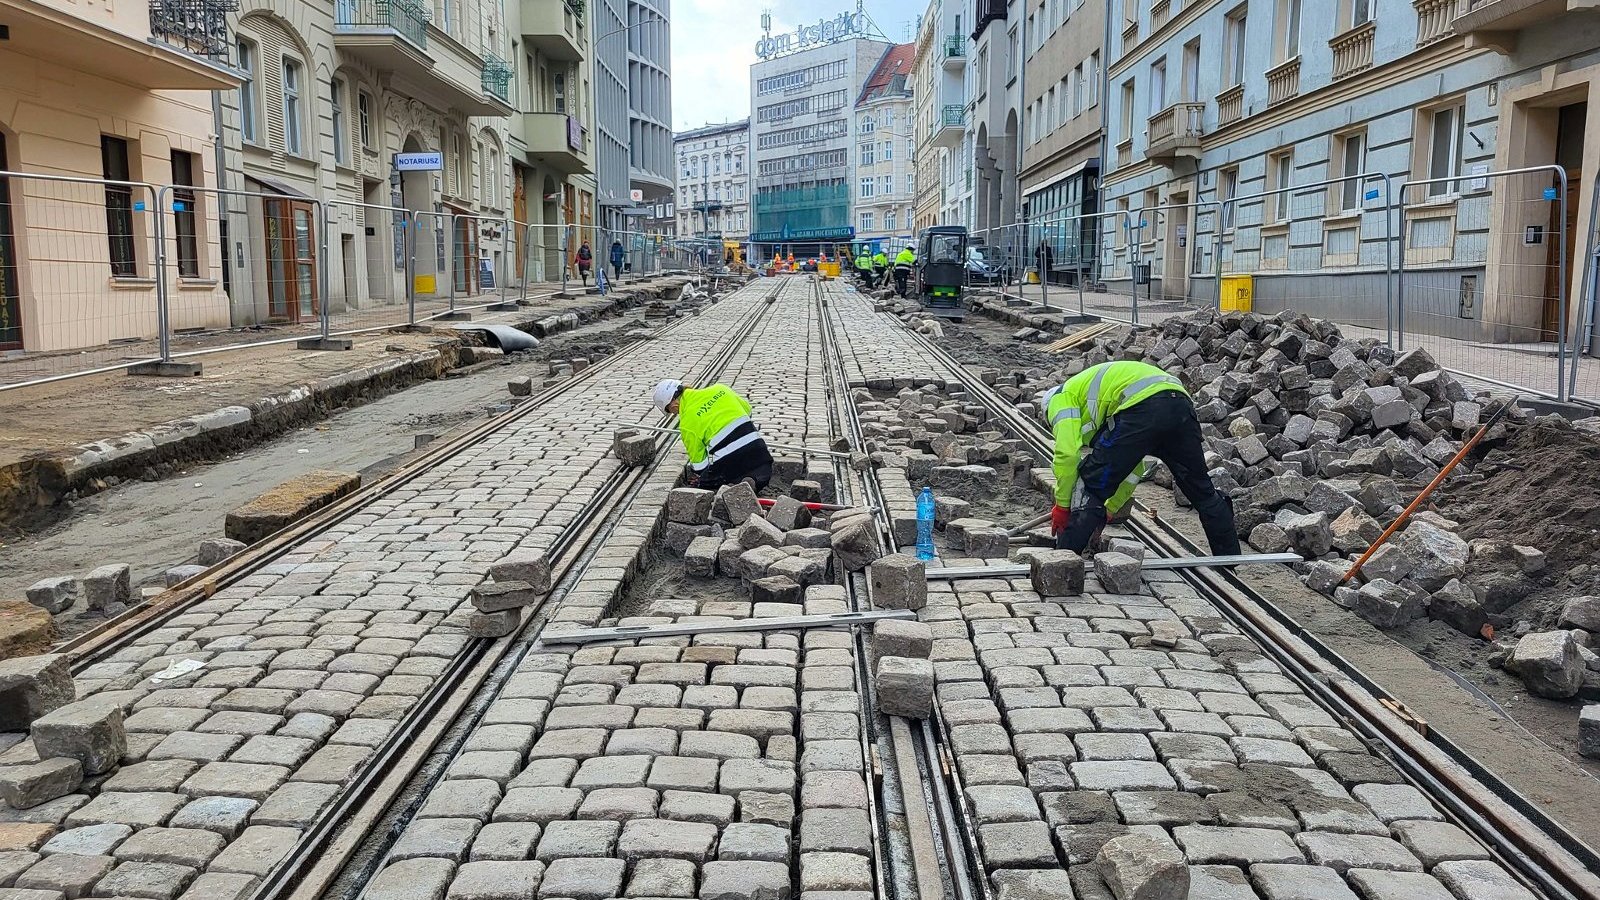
0, 276, 1592, 900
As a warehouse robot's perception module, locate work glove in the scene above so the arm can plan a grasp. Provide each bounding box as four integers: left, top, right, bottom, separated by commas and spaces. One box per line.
1051, 504, 1070, 536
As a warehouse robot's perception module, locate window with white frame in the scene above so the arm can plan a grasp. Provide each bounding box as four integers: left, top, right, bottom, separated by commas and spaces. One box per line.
860, 114, 875, 134
282, 57, 303, 155
332, 78, 348, 165
1336, 130, 1367, 211
861, 211, 874, 231
358, 90, 373, 148
859, 177, 874, 199
880, 175, 892, 194
1182, 39, 1201, 102
882, 140, 892, 161
1148, 58, 1167, 115
1119, 80, 1135, 138
1276, 0, 1301, 62
1424, 102, 1466, 196
237, 38, 259, 144
885, 209, 896, 232
1350, 0, 1373, 26
1220, 166, 1239, 230
860, 142, 874, 166
1223, 5, 1248, 87
1267, 149, 1293, 222
1088, 52, 1100, 105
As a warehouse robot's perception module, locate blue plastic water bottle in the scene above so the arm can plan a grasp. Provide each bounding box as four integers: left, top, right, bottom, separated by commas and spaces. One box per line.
916, 487, 936, 561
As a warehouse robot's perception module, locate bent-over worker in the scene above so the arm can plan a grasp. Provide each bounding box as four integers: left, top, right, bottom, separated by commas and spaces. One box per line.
1042, 360, 1240, 556
653, 379, 774, 492
892, 244, 915, 298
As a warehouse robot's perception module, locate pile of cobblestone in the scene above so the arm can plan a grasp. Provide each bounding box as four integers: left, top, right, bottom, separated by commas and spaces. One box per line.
660, 482, 883, 607
961, 307, 1600, 707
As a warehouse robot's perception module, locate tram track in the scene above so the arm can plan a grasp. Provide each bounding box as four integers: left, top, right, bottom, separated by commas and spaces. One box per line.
813, 276, 986, 900
265, 280, 786, 900
892, 311, 1600, 900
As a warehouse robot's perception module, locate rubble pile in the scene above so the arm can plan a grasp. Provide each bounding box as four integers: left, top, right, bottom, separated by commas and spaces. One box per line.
659, 482, 881, 607
959, 306, 1600, 709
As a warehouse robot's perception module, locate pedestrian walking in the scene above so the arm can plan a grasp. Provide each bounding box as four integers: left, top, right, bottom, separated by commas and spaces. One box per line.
575, 240, 593, 285
610, 239, 625, 281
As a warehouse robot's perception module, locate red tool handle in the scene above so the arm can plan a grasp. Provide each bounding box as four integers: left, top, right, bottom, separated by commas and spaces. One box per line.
756, 498, 847, 511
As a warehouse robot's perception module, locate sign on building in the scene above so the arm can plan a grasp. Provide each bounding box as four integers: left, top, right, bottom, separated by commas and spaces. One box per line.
754, 10, 869, 59
396, 152, 443, 172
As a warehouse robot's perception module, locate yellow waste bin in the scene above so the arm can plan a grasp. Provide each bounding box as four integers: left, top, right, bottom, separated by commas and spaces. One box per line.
1219, 274, 1253, 312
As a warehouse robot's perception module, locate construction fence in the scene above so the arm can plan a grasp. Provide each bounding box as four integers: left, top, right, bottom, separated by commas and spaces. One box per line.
976, 166, 1600, 406
0, 168, 707, 391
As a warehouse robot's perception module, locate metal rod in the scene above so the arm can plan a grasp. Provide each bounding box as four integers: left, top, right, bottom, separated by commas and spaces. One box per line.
924, 552, 1303, 580
611, 422, 852, 459
537, 609, 916, 645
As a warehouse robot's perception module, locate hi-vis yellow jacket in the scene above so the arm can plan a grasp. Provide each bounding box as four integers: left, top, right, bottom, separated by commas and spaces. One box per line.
677, 384, 758, 471
1044, 360, 1186, 511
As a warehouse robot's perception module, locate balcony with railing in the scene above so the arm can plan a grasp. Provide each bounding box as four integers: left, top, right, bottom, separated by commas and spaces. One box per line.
522, 0, 584, 60
1216, 84, 1244, 126
974, 0, 1007, 35
1266, 56, 1301, 106
522, 112, 590, 175
1415, 0, 1461, 44
482, 54, 512, 103
1150, 0, 1172, 30
942, 34, 966, 68
1329, 20, 1376, 79
1452, 0, 1580, 52
1146, 101, 1205, 163
334, 0, 432, 68
7, 0, 239, 90
933, 104, 965, 148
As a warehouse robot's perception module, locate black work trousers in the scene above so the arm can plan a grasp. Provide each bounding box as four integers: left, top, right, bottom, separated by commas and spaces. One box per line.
694, 440, 774, 493
1055, 391, 1241, 556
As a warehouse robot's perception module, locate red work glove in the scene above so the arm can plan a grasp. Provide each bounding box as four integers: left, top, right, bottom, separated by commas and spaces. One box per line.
1051, 504, 1070, 535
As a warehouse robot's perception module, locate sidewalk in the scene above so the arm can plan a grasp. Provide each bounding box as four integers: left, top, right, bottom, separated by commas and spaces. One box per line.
984, 282, 1600, 406
0, 275, 686, 525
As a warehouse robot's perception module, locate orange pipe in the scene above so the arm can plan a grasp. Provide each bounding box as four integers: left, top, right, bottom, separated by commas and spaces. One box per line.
1339, 403, 1509, 586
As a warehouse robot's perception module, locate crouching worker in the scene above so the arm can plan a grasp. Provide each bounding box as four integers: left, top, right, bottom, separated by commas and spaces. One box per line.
1042, 361, 1240, 556
653, 379, 774, 492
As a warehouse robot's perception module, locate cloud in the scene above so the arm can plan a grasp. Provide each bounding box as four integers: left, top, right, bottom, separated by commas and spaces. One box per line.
670, 0, 927, 132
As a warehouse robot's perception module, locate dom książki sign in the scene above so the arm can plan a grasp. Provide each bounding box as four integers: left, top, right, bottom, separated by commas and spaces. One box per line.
754, 10, 869, 59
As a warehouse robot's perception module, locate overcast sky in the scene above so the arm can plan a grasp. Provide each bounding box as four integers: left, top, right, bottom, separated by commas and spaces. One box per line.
669, 0, 929, 131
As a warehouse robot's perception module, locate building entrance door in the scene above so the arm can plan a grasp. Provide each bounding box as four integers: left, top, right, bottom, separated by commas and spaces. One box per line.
453, 214, 479, 295
264, 199, 319, 323
1544, 102, 1586, 340
0, 133, 20, 350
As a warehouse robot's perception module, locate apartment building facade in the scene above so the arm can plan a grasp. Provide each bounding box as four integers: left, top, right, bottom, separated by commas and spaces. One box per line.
1101, 0, 1597, 344
674, 120, 751, 242
218, 0, 515, 323
627, 0, 675, 239
912, 0, 972, 233
1018, 0, 1103, 283
748, 15, 890, 252
966, 0, 1022, 240
509, 0, 597, 283
855, 43, 917, 249
0, 0, 240, 352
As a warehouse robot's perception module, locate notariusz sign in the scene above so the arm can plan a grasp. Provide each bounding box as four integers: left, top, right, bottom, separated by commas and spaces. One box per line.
755, 11, 867, 59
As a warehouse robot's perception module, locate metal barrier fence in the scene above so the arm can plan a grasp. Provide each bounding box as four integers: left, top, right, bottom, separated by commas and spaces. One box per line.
1396, 165, 1576, 401
1578, 172, 1600, 403
0, 171, 166, 387
0, 166, 697, 392
1220, 172, 1396, 345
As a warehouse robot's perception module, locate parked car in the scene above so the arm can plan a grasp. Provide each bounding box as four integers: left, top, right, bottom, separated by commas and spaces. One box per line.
965, 245, 1012, 285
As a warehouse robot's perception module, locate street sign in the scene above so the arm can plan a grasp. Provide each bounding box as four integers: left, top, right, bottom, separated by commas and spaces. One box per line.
396, 152, 443, 172
629, 189, 645, 202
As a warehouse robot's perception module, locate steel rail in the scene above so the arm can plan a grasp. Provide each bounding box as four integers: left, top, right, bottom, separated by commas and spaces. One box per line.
896, 320, 1600, 900
813, 275, 897, 900
815, 276, 985, 900
271, 281, 786, 900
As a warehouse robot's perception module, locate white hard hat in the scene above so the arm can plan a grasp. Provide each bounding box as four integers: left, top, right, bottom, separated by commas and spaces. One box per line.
652, 379, 682, 412
1038, 385, 1062, 419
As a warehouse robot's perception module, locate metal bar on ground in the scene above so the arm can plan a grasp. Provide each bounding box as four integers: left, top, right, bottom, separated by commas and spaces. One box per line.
537, 609, 916, 644
610, 422, 852, 459
924, 552, 1303, 580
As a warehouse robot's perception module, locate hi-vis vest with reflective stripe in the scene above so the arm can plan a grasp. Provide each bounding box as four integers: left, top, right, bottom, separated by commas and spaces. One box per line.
677, 384, 759, 471
1044, 361, 1186, 509
894, 248, 916, 266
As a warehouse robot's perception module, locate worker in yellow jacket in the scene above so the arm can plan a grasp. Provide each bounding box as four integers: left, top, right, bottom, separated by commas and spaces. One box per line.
1042, 360, 1239, 556
652, 379, 773, 491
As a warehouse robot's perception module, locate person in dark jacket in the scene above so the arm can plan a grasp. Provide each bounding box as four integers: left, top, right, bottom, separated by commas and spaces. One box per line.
575, 241, 593, 285
609, 240, 625, 280
1035, 240, 1055, 285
